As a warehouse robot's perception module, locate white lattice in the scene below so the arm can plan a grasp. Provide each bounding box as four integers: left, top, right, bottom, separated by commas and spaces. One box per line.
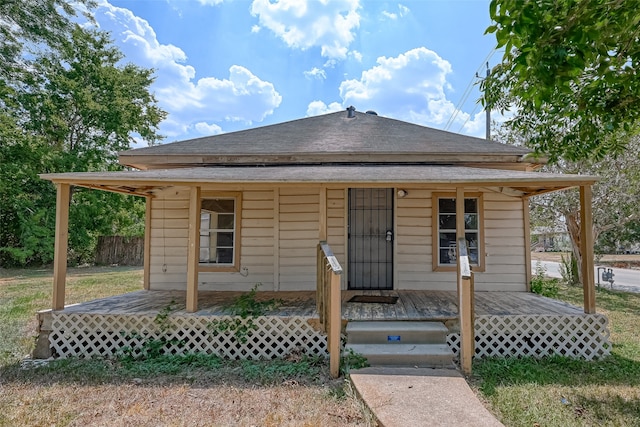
49, 312, 610, 362
447, 314, 610, 361
49, 313, 327, 360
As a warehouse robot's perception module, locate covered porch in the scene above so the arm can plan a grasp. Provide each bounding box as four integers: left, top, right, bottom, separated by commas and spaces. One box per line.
36, 289, 610, 363
47, 288, 589, 319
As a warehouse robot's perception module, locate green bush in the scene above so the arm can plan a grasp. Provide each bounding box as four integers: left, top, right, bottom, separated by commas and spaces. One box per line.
530, 262, 560, 298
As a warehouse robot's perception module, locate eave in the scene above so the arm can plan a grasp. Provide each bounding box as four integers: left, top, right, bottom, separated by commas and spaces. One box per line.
40, 165, 597, 199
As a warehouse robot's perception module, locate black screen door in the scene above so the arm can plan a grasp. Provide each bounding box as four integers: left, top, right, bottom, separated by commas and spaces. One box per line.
348, 188, 394, 290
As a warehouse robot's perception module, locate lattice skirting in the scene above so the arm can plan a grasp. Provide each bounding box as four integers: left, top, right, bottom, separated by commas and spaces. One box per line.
48, 313, 610, 361
49, 313, 327, 360
446, 314, 611, 361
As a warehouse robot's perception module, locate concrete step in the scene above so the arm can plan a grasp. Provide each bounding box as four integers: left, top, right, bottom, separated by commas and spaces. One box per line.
346, 321, 449, 345
345, 343, 455, 368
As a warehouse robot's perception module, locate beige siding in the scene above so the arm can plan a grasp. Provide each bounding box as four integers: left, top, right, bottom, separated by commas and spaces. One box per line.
149, 188, 276, 291
198, 190, 275, 291
278, 188, 319, 291
394, 188, 527, 291
326, 188, 346, 275
149, 188, 190, 289
396, 189, 432, 289
147, 185, 527, 293
478, 192, 527, 290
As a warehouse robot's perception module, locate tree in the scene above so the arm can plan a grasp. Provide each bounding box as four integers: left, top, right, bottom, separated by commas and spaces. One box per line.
504, 129, 640, 284
484, 0, 640, 161
0, 4, 165, 266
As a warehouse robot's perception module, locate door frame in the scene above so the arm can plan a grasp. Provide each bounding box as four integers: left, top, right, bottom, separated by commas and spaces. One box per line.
347, 187, 395, 290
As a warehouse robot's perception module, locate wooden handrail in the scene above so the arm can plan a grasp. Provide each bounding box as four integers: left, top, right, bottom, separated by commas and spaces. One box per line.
317, 241, 342, 378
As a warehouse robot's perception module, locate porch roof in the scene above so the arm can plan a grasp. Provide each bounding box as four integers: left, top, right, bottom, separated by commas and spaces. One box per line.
40, 165, 597, 198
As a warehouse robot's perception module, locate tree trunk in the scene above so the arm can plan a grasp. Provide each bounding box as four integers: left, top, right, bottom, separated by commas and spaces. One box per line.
566, 209, 599, 286
565, 211, 583, 285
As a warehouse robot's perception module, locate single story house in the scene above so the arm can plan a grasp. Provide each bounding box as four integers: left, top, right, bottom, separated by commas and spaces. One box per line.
37, 108, 609, 374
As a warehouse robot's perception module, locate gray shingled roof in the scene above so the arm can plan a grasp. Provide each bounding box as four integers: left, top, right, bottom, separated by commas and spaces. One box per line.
120, 110, 532, 168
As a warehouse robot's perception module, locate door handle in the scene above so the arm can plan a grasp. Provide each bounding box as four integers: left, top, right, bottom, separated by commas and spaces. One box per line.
386, 230, 393, 242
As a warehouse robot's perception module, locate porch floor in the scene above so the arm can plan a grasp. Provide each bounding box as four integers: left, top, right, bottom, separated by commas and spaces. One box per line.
57, 289, 585, 320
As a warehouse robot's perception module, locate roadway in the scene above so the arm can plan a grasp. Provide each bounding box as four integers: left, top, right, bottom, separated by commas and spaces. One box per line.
534, 261, 640, 294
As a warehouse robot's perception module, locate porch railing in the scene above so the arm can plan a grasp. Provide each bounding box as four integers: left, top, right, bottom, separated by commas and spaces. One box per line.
317, 241, 342, 378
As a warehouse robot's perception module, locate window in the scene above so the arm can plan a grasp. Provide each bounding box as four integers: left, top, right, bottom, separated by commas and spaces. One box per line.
432, 193, 484, 271
199, 196, 240, 270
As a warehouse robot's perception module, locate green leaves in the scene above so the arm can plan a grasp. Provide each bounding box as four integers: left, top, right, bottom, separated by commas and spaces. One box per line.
0, 2, 165, 266
485, 0, 640, 161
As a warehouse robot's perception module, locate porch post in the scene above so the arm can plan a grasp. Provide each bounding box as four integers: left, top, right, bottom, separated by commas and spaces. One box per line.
523, 197, 532, 291
143, 196, 152, 290
186, 186, 201, 313
52, 183, 70, 310
580, 185, 596, 314
456, 187, 474, 375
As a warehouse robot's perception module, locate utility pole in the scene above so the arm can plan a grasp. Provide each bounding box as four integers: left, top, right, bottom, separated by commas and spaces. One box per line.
476, 62, 491, 140
484, 63, 490, 140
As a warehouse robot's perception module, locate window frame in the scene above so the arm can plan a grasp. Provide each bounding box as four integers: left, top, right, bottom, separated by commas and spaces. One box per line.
431, 192, 485, 272
198, 191, 242, 272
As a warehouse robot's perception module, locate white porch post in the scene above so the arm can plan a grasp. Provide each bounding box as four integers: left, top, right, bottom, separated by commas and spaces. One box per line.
186, 186, 201, 313
53, 183, 70, 310
580, 185, 596, 314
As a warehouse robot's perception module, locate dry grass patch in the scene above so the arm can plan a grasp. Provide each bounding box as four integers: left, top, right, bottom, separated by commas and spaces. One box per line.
1, 379, 370, 426
0, 267, 375, 426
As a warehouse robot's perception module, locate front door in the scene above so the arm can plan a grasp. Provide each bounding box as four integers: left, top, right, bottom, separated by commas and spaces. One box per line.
348, 188, 394, 290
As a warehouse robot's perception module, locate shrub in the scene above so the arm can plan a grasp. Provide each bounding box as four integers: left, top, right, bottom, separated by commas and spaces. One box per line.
530, 262, 560, 298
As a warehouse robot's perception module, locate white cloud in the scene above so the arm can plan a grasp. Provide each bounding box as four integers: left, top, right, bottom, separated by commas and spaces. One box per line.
382, 4, 409, 20
94, 0, 282, 138
195, 122, 224, 135
349, 50, 363, 62
251, 25, 261, 33
250, 0, 361, 59
304, 67, 327, 80
382, 11, 398, 20
306, 100, 344, 116
311, 47, 488, 137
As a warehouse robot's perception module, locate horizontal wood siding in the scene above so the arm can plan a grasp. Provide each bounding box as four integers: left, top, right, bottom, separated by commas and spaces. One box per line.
395, 188, 527, 291
479, 192, 527, 290
147, 185, 527, 293
149, 188, 189, 289
396, 189, 432, 289
198, 190, 274, 290
326, 188, 346, 278
149, 188, 276, 291
278, 188, 319, 291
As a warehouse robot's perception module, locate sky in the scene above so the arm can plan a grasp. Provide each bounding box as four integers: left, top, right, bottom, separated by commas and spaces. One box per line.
89, 0, 502, 146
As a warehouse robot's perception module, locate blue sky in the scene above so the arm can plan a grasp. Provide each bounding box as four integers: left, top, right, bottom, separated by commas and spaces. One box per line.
90, 0, 501, 145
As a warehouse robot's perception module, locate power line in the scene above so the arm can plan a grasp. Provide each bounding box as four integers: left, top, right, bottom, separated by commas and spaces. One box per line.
444, 48, 497, 132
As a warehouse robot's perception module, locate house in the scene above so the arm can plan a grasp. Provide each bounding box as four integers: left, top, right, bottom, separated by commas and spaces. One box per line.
37, 108, 609, 375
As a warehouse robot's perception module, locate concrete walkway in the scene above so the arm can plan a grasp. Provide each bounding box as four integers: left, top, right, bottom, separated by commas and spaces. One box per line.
350, 367, 504, 427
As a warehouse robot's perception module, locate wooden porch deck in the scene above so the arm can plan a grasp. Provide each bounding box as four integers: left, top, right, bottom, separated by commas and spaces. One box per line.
58, 289, 585, 320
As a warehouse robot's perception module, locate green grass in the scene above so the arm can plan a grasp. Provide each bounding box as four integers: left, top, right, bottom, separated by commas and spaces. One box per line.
0, 266, 142, 366
473, 284, 640, 426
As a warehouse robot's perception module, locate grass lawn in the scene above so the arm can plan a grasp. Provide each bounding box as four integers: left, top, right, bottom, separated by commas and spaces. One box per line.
0, 266, 373, 426
472, 283, 640, 426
